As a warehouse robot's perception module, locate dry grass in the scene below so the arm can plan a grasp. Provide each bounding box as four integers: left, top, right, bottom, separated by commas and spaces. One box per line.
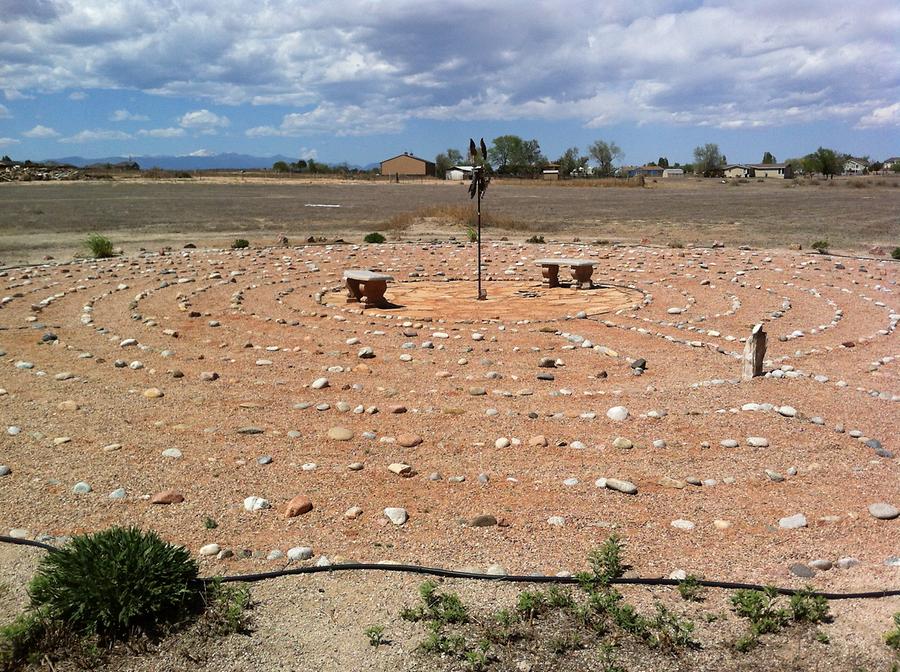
383, 204, 525, 232
493, 176, 645, 188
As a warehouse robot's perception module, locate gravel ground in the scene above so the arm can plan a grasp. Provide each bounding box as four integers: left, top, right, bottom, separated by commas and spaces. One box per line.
0, 239, 897, 668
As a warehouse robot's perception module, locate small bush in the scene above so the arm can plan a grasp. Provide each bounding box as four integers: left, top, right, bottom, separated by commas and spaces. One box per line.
731, 587, 788, 635
884, 612, 900, 650
847, 180, 867, 189
668, 240, 684, 249
364, 624, 385, 647
677, 575, 705, 602
646, 603, 698, 650
811, 240, 829, 254
526, 235, 545, 244
231, 239, 249, 249
466, 226, 477, 243
28, 526, 200, 639
363, 232, 386, 244
789, 588, 830, 624
891, 247, 900, 260
516, 590, 548, 622
84, 233, 114, 259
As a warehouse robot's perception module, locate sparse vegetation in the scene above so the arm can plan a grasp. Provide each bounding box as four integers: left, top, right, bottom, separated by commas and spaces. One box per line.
231, 238, 250, 249
364, 624, 386, 647
204, 517, 218, 530
84, 233, 114, 258
789, 587, 831, 624
892, 247, 900, 260
677, 575, 705, 602
884, 612, 900, 651
363, 232, 386, 244
668, 240, 684, 248
525, 234, 545, 243
812, 239, 830, 254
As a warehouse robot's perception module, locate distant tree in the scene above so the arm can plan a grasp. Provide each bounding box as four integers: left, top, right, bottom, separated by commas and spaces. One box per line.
488, 135, 545, 176
588, 140, 623, 177
435, 148, 463, 178
272, 161, 289, 172
293, 159, 307, 171
761, 151, 776, 164
307, 158, 318, 174
869, 160, 883, 173
693, 143, 725, 176
558, 146, 589, 177
785, 157, 804, 174
804, 147, 843, 179
893, 163, 900, 174
1, 155, 11, 163
657, 157, 669, 168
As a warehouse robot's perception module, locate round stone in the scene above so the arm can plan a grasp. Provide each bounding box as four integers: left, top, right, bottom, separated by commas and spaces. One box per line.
108, 488, 126, 499
612, 437, 633, 449
287, 546, 314, 561
868, 503, 899, 520
199, 543, 221, 556
327, 426, 354, 441
142, 387, 164, 398
470, 514, 497, 527
606, 406, 629, 421
779, 513, 807, 529
73, 481, 91, 494
161, 448, 182, 459
243, 496, 270, 512
397, 434, 422, 448
311, 377, 329, 389
384, 507, 408, 525
285, 494, 313, 517
747, 437, 769, 447
671, 519, 695, 531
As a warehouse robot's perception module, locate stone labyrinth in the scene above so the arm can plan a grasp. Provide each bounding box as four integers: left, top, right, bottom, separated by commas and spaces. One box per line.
0, 242, 897, 587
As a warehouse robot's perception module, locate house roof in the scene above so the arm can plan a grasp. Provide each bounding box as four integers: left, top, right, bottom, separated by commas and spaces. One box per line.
724, 164, 750, 170
883, 157, 900, 163
381, 153, 433, 164
844, 157, 869, 165
750, 163, 789, 169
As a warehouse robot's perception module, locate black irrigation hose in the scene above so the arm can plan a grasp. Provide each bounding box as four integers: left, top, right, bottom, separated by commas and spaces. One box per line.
5, 536, 897, 601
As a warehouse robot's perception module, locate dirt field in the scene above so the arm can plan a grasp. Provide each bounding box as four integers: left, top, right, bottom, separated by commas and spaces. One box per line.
0, 176, 897, 266
0, 178, 898, 670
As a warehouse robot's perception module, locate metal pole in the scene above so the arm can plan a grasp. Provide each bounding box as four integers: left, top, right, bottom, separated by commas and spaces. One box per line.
476, 180, 483, 300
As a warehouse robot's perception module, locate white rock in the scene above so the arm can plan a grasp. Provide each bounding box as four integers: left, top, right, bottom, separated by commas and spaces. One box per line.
384, 507, 408, 525
199, 543, 221, 556
606, 406, 629, 422
243, 496, 270, 512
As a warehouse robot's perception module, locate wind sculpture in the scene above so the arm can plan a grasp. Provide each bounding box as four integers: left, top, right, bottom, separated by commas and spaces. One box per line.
468, 138, 490, 300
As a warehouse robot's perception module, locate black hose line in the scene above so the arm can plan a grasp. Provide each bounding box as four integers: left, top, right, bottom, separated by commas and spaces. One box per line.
4, 536, 897, 600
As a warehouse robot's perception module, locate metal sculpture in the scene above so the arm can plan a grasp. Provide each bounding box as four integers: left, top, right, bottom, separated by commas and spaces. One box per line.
468, 138, 490, 300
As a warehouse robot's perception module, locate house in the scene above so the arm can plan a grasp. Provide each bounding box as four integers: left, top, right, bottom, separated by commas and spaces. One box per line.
750, 163, 793, 179
723, 164, 751, 178
843, 157, 868, 175
542, 165, 560, 180
627, 164, 664, 178
380, 152, 436, 177
446, 165, 473, 181
662, 168, 684, 178
881, 157, 899, 172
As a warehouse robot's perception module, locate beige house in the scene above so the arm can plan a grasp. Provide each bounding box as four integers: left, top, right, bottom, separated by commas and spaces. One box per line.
723, 164, 751, 178
380, 153, 436, 177
751, 163, 793, 179
662, 168, 684, 178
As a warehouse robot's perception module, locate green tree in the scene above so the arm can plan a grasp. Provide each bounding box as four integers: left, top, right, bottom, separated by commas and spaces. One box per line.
558, 146, 589, 177
761, 151, 776, 164
293, 159, 308, 171
804, 147, 843, 179
1, 154, 12, 163
307, 158, 318, 173
488, 135, 545, 175
657, 157, 669, 168
434, 148, 464, 178
693, 143, 725, 175
272, 161, 289, 172
588, 139, 623, 177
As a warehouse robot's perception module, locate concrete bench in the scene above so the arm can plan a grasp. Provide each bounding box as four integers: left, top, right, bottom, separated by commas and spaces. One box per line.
343, 269, 394, 307
535, 258, 597, 289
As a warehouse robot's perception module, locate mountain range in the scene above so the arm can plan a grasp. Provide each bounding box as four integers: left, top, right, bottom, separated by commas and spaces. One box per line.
42, 153, 375, 171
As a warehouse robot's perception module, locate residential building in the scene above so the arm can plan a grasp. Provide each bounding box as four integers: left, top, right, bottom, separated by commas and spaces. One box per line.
723, 164, 751, 178
380, 153, 436, 177
843, 157, 869, 175
750, 163, 793, 179
662, 168, 684, 178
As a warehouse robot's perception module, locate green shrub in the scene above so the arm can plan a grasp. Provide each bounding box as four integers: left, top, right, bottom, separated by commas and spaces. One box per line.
516, 590, 547, 622
789, 588, 830, 624
891, 247, 900, 260
884, 612, 900, 650
466, 226, 477, 243
668, 240, 684, 249
677, 575, 704, 602
525, 235, 545, 244
27, 526, 200, 639
231, 238, 249, 249
200, 579, 251, 637
84, 233, 114, 259
731, 587, 788, 635
586, 534, 628, 587
364, 624, 385, 647
646, 603, 698, 650
811, 240, 829, 254
363, 232, 386, 244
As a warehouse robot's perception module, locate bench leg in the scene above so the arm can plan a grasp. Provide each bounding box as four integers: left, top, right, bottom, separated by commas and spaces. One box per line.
542, 265, 560, 288
361, 280, 389, 308
345, 277, 363, 303
571, 266, 593, 289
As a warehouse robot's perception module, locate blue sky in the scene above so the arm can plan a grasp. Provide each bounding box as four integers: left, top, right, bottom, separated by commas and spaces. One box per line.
1, 0, 898, 166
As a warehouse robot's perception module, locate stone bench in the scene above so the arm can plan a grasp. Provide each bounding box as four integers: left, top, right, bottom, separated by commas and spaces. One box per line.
535, 258, 597, 289
343, 269, 394, 308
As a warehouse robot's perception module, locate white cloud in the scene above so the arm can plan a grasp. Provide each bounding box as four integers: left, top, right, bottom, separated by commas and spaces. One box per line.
856, 102, 900, 128
111, 109, 150, 121
4, 89, 32, 101
179, 109, 230, 130
0, 1, 897, 136
59, 129, 133, 143
68, 91, 87, 100
23, 124, 59, 138
0, 104, 10, 118
0, 137, 21, 147
184, 149, 216, 157
137, 127, 186, 138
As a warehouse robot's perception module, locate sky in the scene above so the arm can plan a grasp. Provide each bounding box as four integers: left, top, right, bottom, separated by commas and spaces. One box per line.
1, 0, 899, 166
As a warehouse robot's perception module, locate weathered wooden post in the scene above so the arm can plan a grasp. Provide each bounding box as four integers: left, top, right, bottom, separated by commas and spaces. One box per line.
742, 323, 767, 380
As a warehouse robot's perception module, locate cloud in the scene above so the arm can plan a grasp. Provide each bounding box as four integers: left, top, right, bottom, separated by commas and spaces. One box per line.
0, 1, 898, 136
59, 129, 133, 143
0, 137, 21, 147
183, 149, 216, 157
4, 89, 32, 101
856, 102, 900, 128
0, 104, 9, 118
68, 91, 87, 101
137, 127, 186, 138
111, 109, 150, 122
23, 125, 60, 138
179, 109, 230, 130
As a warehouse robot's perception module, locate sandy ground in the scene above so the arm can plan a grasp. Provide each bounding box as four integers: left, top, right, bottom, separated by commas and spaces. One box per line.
0, 182, 898, 668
